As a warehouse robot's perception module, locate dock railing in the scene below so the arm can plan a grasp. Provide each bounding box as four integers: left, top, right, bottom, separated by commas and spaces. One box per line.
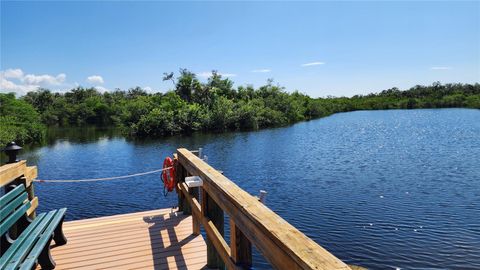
175, 148, 353, 270
0, 160, 38, 220
0, 158, 39, 247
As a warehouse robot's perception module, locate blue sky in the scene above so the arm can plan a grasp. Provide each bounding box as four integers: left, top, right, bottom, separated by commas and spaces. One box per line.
1, 1, 479, 97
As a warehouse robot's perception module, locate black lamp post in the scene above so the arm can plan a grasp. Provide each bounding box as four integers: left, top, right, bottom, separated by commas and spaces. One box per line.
3, 141, 22, 164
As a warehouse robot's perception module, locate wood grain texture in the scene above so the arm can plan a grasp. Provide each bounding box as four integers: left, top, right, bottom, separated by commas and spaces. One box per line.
26, 196, 38, 216
0, 161, 27, 187
0, 162, 38, 218
203, 188, 225, 269
35, 209, 208, 270
179, 182, 241, 270
177, 148, 351, 270
1, 162, 38, 218
25, 166, 37, 186
230, 219, 252, 268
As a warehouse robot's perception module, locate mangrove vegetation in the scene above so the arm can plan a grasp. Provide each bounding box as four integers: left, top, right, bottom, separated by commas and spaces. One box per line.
1, 69, 479, 145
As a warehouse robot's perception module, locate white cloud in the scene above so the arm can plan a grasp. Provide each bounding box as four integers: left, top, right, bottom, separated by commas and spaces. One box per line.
87, 75, 104, 84
430, 66, 451, 70
220, 73, 237, 77
1, 68, 24, 79
93, 86, 109, 93
23, 73, 66, 85
144, 86, 153, 92
0, 68, 70, 95
301, 61, 326, 67
197, 71, 237, 78
251, 69, 271, 73
0, 68, 66, 86
0, 77, 39, 94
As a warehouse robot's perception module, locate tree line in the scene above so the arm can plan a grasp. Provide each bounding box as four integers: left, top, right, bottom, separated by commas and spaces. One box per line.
1, 69, 479, 146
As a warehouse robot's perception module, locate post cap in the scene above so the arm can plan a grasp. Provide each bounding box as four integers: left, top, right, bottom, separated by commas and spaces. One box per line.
4, 141, 22, 151
3, 141, 22, 164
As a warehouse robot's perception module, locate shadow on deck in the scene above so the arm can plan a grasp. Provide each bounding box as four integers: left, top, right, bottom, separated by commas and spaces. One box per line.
39, 209, 207, 270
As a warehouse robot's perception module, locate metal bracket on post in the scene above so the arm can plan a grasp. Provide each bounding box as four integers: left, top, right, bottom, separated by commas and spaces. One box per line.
185, 176, 203, 188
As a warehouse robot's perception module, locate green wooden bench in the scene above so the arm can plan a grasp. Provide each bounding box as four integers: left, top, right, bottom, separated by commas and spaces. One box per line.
0, 184, 67, 270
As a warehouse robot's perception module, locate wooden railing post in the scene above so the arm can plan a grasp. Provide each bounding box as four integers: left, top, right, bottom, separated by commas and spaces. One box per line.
202, 189, 225, 269
182, 183, 200, 215
22, 177, 36, 219
182, 153, 200, 216
191, 188, 200, 235
230, 219, 252, 268
174, 155, 184, 212
188, 151, 201, 234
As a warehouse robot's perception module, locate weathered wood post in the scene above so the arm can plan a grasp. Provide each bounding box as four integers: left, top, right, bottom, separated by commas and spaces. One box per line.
22, 175, 36, 219
174, 154, 184, 212
190, 183, 200, 235
230, 219, 252, 268
202, 188, 225, 269
185, 150, 200, 234
229, 191, 266, 268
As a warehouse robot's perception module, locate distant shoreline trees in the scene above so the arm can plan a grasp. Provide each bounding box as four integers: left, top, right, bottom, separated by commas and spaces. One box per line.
1, 70, 479, 146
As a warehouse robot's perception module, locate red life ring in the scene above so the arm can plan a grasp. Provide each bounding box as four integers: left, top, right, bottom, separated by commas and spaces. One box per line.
162, 157, 176, 194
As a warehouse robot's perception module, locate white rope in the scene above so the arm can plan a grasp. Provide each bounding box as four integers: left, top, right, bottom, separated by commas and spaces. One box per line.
34, 167, 173, 183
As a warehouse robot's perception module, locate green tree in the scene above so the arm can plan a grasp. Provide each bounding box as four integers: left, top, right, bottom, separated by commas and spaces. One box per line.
173, 69, 201, 102
0, 93, 46, 145
11, 76, 480, 143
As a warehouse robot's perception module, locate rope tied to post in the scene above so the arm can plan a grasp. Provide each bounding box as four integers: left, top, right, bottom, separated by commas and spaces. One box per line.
34, 167, 173, 183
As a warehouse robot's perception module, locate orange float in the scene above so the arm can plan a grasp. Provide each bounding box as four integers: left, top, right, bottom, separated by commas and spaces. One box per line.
162, 157, 176, 194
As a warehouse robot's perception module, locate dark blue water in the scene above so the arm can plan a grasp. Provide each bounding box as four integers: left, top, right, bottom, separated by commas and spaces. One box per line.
16, 108, 480, 269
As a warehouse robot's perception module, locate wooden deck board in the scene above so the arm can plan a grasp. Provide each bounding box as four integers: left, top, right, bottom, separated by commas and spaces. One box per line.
39, 209, 207, 270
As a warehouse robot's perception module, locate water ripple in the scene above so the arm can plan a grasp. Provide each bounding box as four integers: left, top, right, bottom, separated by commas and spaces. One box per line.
19, 108, 480, 270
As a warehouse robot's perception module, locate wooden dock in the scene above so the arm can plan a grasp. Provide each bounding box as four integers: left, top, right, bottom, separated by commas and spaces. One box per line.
37, 209, 207, 270
1, 147, 363, 270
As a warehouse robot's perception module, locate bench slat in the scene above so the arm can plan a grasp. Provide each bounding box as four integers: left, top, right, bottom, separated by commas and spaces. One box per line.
0, 213, 47, 269
19, 208, 67, 270
0, 193, 28, 222
0, 184, 25, 209
0, 201, 31, 236
3, 210, 57, 270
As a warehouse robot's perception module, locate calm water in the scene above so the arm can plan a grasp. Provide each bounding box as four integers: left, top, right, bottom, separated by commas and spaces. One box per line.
11, 109, 480, 269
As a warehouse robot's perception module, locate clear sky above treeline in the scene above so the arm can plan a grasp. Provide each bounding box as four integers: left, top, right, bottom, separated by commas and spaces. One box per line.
1, 1, 479, 98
